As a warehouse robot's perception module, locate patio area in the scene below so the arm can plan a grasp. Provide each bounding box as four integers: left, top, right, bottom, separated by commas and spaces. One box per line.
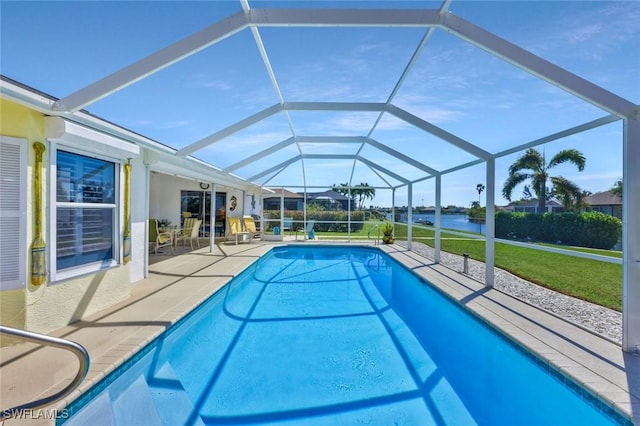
1, 240, 638, 425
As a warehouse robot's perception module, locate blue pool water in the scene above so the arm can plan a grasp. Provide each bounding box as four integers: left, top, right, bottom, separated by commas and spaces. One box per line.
61, 246, 627, 425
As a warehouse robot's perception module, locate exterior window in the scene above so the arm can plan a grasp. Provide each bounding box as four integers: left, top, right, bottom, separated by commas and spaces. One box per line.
56, 150, 116, 271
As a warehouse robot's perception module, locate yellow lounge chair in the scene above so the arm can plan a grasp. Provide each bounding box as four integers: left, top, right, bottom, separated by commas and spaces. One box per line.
242, 216, 259, 240
227, 217, 251, 245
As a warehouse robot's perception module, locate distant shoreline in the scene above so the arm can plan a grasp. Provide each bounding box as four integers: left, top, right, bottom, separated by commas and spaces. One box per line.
468, 217, 486, 224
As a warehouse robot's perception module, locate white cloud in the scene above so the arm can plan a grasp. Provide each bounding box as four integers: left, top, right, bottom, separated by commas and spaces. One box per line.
532, 2, 640, 63
392, 92, 464, 125
123, 118, 155, 127
374, 115, 412, 131
410, 106, 463, 124
328, 113, 379, 133
189, 72, 234, 91
201, 80, 233, 91
571, 171, 622, 184
204, 130, 294, 156
565, 23, 604, 44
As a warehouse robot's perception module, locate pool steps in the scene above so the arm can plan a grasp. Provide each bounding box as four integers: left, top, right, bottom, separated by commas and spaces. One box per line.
64, 361, 204, 425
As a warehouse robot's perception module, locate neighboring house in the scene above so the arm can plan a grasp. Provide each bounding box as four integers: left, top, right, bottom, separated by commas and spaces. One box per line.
511, 199, 563, 214
584, 190, 622, 219
442, 205, 467, 214
305, 190, 353, 211
263, 189, 355, 211
263, 189, 305, 211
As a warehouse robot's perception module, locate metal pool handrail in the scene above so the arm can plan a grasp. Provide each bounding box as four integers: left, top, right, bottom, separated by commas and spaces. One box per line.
0, 325, 90, 419
367, 222, 381, 245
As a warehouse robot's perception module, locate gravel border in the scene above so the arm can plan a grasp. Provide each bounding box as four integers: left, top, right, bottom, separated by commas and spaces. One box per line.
396, 241, 622, 344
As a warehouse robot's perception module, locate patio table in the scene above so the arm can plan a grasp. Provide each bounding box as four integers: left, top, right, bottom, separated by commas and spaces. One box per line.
160, 227, 181, 246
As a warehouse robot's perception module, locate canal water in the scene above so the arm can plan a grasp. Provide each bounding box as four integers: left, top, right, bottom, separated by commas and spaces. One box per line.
401, 213, 485, 235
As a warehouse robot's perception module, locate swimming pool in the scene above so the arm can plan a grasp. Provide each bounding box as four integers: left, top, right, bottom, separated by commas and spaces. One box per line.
61, 246, 628, 425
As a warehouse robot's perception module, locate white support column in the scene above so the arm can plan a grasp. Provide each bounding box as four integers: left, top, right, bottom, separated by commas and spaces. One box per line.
144, 164, 150, 278
242, 190, 247, 218
209, 183, 217, 253
407, 184, 413, 250
391, 189, 396, 235
485, 159, 496, 288
435, 175, 441, 263
258, 191, 264, 238
348, 187, 352, 242
280, 187, 285, 233
623, 113, 640, 353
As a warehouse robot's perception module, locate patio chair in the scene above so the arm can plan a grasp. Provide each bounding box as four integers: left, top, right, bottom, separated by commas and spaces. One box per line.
226, 217, 251, 245
176, 219, 201, 250
242, 216, 259, 239
149, 218, 173, 254
304, 220, 316, 240
182, 217, 197, 233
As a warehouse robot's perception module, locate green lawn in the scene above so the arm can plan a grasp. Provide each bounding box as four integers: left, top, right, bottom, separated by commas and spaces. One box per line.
534, 242, 623, 258
313, 221, 383, 239
317, 222, 623, 311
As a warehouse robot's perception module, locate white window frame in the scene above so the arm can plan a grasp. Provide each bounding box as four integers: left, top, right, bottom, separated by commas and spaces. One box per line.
49, 141, 121, 282
0, 136, 27, 290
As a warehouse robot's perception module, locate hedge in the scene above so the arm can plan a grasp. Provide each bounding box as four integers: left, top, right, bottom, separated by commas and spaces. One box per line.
495, 211, 621, 249
263, 210, 365, 232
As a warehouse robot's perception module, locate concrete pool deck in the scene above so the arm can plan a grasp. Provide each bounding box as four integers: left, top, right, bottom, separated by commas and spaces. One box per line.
1, 239, 638, 425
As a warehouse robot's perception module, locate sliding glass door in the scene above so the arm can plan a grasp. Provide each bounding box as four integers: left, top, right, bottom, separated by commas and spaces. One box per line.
180, 191, 226, 237
180, 190, 209, 236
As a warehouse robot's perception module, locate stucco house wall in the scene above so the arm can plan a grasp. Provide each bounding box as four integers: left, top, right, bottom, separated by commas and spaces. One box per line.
1, 99, 133, 334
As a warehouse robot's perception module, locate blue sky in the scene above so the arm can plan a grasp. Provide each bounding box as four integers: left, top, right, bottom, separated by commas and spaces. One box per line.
1, 1, 638, 208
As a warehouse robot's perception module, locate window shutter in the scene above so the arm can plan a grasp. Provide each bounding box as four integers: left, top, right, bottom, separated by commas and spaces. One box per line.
0, 137, 26, 290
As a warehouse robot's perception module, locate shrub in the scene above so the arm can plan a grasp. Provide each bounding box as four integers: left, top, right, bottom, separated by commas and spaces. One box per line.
263, 210, 365, 232
495, 211, 621, 249
579, 211, 622, 249
381, 221, 394, 244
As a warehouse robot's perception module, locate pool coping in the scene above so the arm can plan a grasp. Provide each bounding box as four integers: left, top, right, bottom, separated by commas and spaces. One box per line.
1, 240, 638, 425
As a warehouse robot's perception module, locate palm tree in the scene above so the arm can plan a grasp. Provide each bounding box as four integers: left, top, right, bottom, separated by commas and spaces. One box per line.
331, 182, 376, 210
356, 182, 376, 210
574, 190, 592, 212
476, 183, 485, 206
332, 182, 350, 197
502, 148, 586, 213
611, 178, 623, 199
554, 183, 586, 212
332, 182, 353, 208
